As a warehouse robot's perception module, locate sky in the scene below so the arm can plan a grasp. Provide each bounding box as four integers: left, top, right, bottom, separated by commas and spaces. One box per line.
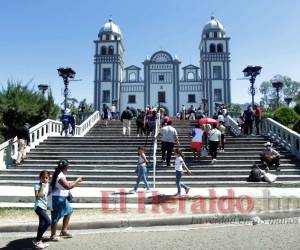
0, 0, 300, 107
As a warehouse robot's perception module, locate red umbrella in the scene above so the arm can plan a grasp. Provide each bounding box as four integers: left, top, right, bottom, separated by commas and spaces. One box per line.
198, 118, 218, 125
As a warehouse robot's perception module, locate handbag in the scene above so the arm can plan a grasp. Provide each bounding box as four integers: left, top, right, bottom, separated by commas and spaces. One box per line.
201, 148, 208, 157
67, 191, 73, 202
263, 173, 277, 183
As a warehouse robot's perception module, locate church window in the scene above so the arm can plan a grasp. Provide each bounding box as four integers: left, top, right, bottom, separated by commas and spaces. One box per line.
101, 46, 107, 55
114, 35, 118, 40
129, 73, 136, 82
213, 66, 222, 79
209, 44, 216, 53
188, 94, 196, 103
217, 44, 223, 53
206, 32, 209, 38
159, 75, 165, 82
103, 68, 111, 81
128, 95, 136, 104
108, 46, 114, 55
106, 34, 110, 40
214, 89, 222, 102
158, 91, 166, 103
102, 90, 110, 103
214, 32, 218, 38
187, 72, 195, 81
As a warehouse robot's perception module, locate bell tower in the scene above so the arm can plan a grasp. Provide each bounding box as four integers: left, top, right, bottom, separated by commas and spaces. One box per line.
94, 18, 124, 111
200, 16, 231, 115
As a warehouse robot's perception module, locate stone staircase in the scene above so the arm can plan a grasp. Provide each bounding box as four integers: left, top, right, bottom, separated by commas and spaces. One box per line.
0, 120, 300, 188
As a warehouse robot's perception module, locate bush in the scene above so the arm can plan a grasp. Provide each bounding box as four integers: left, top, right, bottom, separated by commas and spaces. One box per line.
293, 119, 300, 134
294, 101, 300, 115
272, 106, 299, 127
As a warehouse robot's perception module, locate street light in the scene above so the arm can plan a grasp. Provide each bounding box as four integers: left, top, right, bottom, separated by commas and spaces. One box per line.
38, 84, 48, 95
271, 80, 284, 108
284, 97, 293, 107
57, 67, 76, 110
242, 65, 262, 108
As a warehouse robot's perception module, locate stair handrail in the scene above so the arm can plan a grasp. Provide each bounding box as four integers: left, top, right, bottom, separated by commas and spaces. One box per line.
226, 115, 241, 136
152, 112, 161, 188
262, 118, 300, 159
0, 111, 100, 169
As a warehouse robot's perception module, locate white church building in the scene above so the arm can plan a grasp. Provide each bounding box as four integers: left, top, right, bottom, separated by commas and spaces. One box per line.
93, 16, 231, 116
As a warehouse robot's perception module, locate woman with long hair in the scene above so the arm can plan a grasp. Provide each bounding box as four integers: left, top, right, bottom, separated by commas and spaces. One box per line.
174, 149, 191, 196
50, 159, 82, 241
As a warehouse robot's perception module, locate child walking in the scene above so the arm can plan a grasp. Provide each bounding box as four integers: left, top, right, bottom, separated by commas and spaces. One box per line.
174, 149, 192, 196
33, 170, 51, 249
132, 146, 151, 193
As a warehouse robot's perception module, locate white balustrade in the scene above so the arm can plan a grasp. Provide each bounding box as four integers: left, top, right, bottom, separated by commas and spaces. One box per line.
152, 112, 161, 188
262, 118, 300, 159
226, 115, 241, 136
0, 111, 100, 169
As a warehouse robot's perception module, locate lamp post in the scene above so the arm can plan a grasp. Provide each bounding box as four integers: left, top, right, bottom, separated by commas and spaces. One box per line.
38, 84, 48, 95
284, 97, 293, 107
242, 66, 262, 108
271, 80, 284, 108
57, 67, 76, 110
201, 97, 207, 116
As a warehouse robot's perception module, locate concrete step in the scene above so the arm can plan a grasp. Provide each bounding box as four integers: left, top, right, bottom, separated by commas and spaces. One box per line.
8, 162, 300, 173
0, 180, 299, 188
1, 168, 300, 176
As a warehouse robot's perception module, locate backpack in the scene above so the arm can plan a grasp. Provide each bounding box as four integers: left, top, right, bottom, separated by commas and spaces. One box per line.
248, 168, 262, 182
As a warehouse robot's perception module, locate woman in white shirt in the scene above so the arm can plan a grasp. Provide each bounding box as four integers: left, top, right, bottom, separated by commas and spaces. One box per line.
50, 159, 82, 241
174, 149, 191, 196
191, 124, 204, 161
208, 123, 221, 164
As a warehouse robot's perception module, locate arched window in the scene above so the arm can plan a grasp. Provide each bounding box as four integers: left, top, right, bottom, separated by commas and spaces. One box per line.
108, 46, 114, 55
209, 44, 216, 53
101, 46, 107, 55
129, 72, 136, 82
217, 44, 223, 53
187, 72, 195, 81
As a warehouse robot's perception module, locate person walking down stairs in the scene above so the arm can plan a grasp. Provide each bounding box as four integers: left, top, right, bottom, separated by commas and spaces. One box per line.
131, 147, 151, 193
120, 107, 133, 136
174, 149, 191, 196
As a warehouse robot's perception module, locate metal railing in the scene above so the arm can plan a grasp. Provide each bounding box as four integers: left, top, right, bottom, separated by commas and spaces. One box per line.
262, 118, 300, 159
152, 112, 161, 188
0, 111, 100, 169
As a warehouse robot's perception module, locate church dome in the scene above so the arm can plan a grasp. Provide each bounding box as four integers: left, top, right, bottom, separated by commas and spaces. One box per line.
99, 18, 122, 38
202, 16, 225, 34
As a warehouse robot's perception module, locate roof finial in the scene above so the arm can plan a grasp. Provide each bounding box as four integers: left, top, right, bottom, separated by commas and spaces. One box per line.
211, 12, 215, 20
109, 15, 112, 22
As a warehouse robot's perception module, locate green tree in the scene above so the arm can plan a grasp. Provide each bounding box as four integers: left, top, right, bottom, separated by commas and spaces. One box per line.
0, 81, 60, 140
259, 75, 300, 109
78, 99, 94, 113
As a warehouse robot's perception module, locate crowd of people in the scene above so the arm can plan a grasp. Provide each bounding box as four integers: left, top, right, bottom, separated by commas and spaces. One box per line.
26, 102, 282, 248
237, 104, 262, 136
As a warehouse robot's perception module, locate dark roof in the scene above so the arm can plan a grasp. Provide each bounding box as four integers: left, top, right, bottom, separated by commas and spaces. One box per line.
182, 64, 200, 69
124, 65, 141, 70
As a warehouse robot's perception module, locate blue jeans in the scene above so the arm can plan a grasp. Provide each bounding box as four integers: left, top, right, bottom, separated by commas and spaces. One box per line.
176, 170, 188, 194
134, 166, 150, 190
35, 206, 51, 241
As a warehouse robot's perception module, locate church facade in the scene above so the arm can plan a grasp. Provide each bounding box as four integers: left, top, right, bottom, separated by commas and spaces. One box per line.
93, 16, 231, 116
